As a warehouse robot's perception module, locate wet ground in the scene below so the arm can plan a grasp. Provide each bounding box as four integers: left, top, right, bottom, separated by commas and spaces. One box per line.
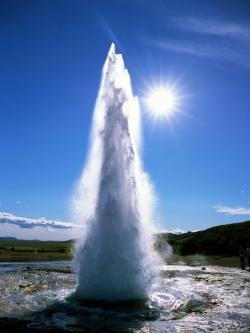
0, 261, 249, 332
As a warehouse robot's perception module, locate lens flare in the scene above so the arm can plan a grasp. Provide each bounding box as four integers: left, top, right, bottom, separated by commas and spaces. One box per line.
145, 86, 181, 119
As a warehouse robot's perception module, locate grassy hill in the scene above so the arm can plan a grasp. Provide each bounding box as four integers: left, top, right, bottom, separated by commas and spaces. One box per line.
0, 220, 249, 262
156, 220, 250, 256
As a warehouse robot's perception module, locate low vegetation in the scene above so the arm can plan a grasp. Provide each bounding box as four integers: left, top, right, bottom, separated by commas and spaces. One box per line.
156, 220, 250, 256
0, 220, 249, 266
0, 239, 73, 261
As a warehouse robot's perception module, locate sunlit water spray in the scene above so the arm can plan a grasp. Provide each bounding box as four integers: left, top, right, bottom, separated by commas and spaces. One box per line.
72, 44, 159, 301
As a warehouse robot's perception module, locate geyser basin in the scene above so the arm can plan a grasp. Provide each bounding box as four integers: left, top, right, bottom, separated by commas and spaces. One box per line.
0, 262, 250, 332
72, 44, 159, 301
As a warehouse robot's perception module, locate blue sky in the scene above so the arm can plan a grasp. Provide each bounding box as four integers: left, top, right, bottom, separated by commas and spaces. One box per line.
0, 0, 250, 239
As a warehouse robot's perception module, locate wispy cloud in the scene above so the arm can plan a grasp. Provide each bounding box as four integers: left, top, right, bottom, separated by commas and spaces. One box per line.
157, 38, 234, 59
147, 38, 250, 69
214, 204, 250, 215
0, 211, 78, 229
173, 17, 250, 43
144, 17, 250, 69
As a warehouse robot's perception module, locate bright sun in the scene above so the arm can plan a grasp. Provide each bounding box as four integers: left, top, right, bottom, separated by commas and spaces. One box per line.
145, 86, 179, 118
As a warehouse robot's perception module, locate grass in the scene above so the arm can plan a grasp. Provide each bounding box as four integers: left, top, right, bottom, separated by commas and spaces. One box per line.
0, 239, 73, 261
0, 239, 243, 268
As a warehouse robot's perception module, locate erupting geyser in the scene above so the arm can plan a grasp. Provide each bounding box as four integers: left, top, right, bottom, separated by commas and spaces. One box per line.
72, 44, 159, 301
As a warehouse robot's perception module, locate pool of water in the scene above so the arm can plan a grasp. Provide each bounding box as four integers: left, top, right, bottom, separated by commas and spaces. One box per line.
0, 261, 249, 332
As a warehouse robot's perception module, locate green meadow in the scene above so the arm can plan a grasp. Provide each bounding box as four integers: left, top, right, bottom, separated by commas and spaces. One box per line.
0, 239, 242, 268
1, 220, 249, 265
0, 239, 73, 261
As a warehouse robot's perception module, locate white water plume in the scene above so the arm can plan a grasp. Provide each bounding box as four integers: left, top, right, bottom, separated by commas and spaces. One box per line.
72, 44, 159, 301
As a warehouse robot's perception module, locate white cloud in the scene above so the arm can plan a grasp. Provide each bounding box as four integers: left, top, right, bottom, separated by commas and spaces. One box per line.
214, 204, 250, 215
0, 211, 79, 230
173, 17, 250, 43
16, 201, 22, 205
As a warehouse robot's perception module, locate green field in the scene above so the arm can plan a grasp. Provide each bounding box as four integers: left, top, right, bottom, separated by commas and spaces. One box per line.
1, 218, 249, 266
0, 239, 243, 268
0, 239, 73, 261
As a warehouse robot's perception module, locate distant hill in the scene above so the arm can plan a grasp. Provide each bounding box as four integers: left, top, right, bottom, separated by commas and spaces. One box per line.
0, 237, 18, 241
1, 220, 250, 259
156, 220, 250, 256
